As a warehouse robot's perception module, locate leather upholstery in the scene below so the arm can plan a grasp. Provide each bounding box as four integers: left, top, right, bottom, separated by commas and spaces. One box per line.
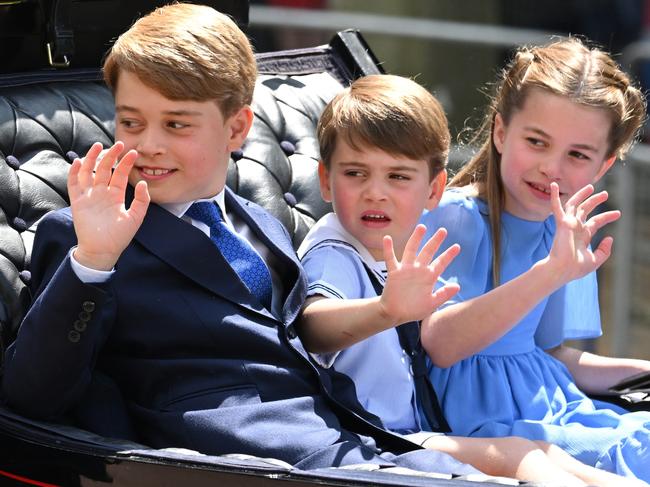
0, 59, 352, 352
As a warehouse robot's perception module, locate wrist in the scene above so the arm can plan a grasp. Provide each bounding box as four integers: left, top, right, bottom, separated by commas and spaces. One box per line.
531, 257, 567, 292
376, 296, 400, 327
73, 247, 118, 271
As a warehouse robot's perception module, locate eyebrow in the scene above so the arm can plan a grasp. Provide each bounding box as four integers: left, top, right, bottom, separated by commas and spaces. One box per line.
115, 105, 203, 117
524, 126, 600, 153
338, 161, 420, 172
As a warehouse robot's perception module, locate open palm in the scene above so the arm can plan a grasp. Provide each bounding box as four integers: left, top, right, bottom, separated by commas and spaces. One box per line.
68, 142, 150, 270
549, 182, 620, 282
380, 225, 460, 325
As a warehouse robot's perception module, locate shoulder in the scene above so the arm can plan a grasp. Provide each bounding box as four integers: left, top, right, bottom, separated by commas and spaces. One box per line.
420, 188, 489, 246
301, 245, 369, 300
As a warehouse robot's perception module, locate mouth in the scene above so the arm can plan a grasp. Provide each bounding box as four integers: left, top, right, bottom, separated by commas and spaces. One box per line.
526, 181, 564, 198
137, 166, 176, 179
361, 211, 391, 225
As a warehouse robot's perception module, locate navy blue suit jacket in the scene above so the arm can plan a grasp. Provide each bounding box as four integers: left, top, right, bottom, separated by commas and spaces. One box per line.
2, 187, 471, 471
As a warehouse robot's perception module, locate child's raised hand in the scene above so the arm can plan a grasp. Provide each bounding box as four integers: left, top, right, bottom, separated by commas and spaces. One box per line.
380, 225, 460, 325
67, 141, 150, 271
548, 182, 620, 282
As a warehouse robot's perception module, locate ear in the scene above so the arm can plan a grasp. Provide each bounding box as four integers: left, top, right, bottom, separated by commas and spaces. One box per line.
226, 105, 254, 152
425, 169, 447, 211
318, 161, 333, 203
593, 154, 616, 183
492, 113, 506, 155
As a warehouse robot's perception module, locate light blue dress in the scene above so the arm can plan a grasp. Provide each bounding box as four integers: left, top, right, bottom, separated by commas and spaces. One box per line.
420, 188, 650, 482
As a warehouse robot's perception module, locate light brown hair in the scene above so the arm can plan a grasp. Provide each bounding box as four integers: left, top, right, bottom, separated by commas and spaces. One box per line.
318, 74, 450, 179
451, 36, 647, 285
103, 2, 257, 119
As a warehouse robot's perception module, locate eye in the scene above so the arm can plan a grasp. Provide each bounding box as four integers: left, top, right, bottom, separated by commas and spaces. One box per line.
568, 150, 590, 161
118, 118, 141, 130
344, 169, 364, 177
389, 173, 410, 181
526, 137, 546, 148
167, 120, 190, 129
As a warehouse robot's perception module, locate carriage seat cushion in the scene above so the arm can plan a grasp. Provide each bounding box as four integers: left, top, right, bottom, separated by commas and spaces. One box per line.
0, 71, 341, 351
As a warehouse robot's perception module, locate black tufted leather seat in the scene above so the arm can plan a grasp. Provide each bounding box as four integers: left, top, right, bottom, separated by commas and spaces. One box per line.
0, 32, 382, 354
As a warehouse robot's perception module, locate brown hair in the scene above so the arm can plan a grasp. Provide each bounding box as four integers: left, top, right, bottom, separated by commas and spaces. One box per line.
451, 36, 647, 285
318, 74, 450, 179
103, 2, 257, 119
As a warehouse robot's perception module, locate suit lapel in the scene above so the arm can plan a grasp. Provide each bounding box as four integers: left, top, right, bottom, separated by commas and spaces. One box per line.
131, 187, 304, 322
224, 189, 306, 325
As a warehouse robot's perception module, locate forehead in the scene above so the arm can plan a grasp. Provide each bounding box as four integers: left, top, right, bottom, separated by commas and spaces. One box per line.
331, 138, 428, 170
114, 71, 223, 119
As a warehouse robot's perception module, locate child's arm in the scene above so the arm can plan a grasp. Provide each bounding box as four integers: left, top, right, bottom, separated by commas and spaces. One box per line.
298, 225, 460, 354
548, 345, 650, 394
69, 141, 150, 271
421, 183, 620, 368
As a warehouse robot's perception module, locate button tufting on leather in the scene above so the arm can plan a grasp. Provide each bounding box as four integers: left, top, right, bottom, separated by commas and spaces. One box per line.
12, 217, 27, 232
5, 155, 20, 170
280, 140, 295, 156
286, 325, 297, 339
18, 271, 31, 285
231, 149, 244, 161
283, 192, 297, 207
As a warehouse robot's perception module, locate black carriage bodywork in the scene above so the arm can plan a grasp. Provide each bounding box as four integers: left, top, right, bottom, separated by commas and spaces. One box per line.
0, 3, 518, 483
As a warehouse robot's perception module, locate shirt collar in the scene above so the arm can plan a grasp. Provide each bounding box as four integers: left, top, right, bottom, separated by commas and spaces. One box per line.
162, 190, 227, 220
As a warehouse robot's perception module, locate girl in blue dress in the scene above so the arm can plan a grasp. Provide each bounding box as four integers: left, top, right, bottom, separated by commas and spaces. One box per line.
419, 37, 650, 482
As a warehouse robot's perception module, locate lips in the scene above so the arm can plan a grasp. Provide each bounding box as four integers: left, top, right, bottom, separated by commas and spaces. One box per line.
136, 166, 176, 179
360, 211, 391, 229
528, 181, 551, 195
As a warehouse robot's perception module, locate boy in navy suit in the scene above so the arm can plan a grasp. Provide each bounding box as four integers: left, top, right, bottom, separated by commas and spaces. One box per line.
1, 2, 479, 474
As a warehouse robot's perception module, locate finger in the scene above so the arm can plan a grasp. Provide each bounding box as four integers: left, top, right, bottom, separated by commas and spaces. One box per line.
564, 184, 594, 214
584, 210, 621, 237
429, 243, 460, 277
591, 235, 614, 269
402, 224, 426, 264
77, 142, 104, 189
417, 227, 447, 266
576, 190, 609, 222
550, 182, 564, 220
67, 158, 83, 201
94, 141, 125, 186
383, 235, 399, 272
429, 282, 460, 310
109, 149, 138, 192
128, 180, 151, 225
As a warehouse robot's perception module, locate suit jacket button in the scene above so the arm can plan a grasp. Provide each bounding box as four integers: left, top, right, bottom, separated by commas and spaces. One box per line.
79, 310, 92, 322
73, 320, 87, 332
68, 330, 81, 343
82, 301, 96, 313
287, 325, 297, 339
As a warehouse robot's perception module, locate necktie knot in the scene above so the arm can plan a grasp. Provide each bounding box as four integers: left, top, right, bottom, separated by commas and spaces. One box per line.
186, 201, 272, 309
185, 201, 223, 226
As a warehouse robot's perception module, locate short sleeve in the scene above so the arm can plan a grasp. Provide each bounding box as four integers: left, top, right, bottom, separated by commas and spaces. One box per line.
419, 191, 493, 306
301, 245, 370, 300
300, 245, 372, 368
535, 271, 602, 349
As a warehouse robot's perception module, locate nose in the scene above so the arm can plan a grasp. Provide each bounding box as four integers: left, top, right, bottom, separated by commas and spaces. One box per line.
135, 127, 166, 158
362, 177, 388, 201
538, 154, 562, 181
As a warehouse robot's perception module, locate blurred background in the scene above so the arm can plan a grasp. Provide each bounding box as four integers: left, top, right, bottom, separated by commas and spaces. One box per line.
247, 0, 650, 360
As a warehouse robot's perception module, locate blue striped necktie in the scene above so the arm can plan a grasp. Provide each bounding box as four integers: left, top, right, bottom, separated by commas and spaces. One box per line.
186, 201, 272, 308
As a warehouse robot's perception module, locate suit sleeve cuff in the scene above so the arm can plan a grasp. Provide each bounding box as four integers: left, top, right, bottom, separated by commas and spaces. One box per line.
69, 247, 115, 283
